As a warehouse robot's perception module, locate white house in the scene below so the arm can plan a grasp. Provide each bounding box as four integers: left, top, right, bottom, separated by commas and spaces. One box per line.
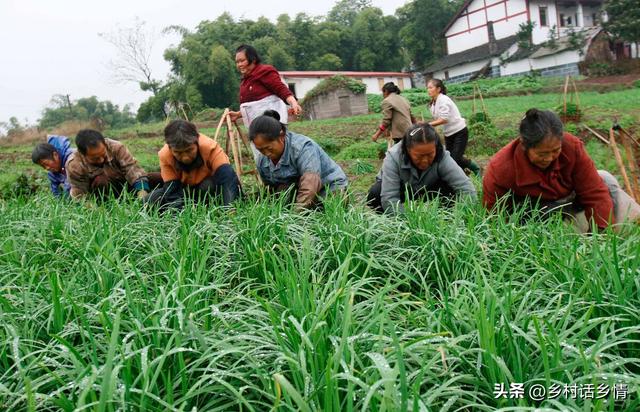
424, 0, 634, 82
279, 71, 413, 99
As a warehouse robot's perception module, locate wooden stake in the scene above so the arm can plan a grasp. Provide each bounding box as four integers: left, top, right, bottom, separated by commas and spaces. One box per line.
609, 128, 634, 196
619, 126, 640, 149
225, 113, 242, 179
213, 108, 230, 143
584, 125, 609, 145
562, 76, 569, 114
619, 130, 640, 202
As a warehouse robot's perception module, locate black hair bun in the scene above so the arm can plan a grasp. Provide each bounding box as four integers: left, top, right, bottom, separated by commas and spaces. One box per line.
262, 110, 281, 121
525, 108, 540, 120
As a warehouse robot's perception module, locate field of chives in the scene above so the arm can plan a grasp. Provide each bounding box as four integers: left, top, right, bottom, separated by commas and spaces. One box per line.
1, 87, 639, 410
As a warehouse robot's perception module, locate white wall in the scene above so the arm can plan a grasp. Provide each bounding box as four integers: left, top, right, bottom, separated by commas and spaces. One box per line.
500, 49, 581, 75
529, 1, 559, 45
281, 76, 412, 99
445, 0, 528, 54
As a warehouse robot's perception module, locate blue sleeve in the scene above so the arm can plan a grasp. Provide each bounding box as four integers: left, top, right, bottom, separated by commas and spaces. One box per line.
48, 172, 61, 197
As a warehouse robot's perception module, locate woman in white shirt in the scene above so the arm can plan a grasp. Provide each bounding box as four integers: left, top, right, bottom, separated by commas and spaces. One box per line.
427, 79, 480, 175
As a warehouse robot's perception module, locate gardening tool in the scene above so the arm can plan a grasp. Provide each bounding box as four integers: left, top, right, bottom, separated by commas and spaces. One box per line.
609, 127, 636, 201
584, 125, 609, 145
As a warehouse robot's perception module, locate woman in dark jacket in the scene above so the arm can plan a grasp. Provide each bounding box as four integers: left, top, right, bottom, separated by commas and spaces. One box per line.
367, 123, 477, 214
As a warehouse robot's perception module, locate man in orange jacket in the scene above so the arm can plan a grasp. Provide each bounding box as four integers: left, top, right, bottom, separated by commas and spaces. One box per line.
147, 119, 241, 209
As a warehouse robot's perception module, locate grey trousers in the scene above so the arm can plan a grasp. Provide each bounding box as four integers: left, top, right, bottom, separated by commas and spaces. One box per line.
573, 170, 640, 232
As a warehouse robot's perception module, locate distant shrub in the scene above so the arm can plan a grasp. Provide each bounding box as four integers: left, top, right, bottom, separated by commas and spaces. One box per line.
337, 141, 387, 160
0, 173, 43, 200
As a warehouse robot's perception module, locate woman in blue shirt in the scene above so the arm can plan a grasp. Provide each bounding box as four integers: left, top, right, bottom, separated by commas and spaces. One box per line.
249, 110, 348, 209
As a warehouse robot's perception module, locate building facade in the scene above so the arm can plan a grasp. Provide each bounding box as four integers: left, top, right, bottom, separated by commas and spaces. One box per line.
424, 0, 633, 83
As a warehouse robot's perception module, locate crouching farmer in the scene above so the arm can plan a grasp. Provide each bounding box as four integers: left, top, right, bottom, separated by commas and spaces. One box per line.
483, 109, 640, 231
31, 135, 75, 197
146, 120, 241, 209
66, 129, 161, 200
367, 123, 477, 214
249, 110, 348, 210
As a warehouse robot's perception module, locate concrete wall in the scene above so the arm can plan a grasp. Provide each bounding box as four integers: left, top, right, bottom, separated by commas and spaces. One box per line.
306, 89, 368, 120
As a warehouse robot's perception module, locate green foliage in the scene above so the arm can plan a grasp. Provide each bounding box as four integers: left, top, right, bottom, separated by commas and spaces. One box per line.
39, 95, 136, 130
0, 173, 42, 199
336, 141, 387, 160
635, 80, 640, 89
1, 190, 640, 410
396, 0, 463, 68
556, 102, 581, 117
567, 28, 587, 55
309, 53, 343, 70
468, 111, 491, 125
516, 21, 535, 49
604, 0, 640, 43
301, 75, 366, 106
585, 62, 625, 77
350, 159, 375, 175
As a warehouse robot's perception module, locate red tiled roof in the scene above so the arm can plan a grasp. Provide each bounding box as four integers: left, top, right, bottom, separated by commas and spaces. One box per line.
280, 71, 412, 78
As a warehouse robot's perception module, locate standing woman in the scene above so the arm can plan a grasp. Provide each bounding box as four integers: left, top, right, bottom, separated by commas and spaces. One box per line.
427, 78, 480, 175
229, 44, 302, 127
249, 110, 348, 210
371, 82, 413, 146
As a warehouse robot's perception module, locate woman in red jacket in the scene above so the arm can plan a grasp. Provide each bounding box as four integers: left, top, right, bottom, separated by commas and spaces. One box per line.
229, 44, 302, 127
483, 108, 640, 231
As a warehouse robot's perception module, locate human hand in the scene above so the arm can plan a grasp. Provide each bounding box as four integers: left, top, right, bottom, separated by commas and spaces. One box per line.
291, 101, 302, 115
371, 134, 379, 142
137, 189, 149, 200
229, 111, 242, 122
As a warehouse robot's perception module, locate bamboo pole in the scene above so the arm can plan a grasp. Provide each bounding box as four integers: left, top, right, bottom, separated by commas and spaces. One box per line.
213, 108, 230, 142
609, 128, 634, 196
225, 113, 242, 178
584, 125, 609, 145
619, 126, 640, 149
233, 120, 262, 184
620, 130, 640, 201
562, 75, 570, 114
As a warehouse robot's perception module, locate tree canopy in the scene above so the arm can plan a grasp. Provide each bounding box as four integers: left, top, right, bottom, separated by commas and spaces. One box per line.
136, 0, 463, 122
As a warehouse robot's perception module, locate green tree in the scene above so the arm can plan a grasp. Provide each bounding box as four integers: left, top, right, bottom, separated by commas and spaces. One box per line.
397, 0, 463, 68
604, 0, 640, 43
310, 53, 343, 70
327, 0, 373, 26
266, 44, 295, 70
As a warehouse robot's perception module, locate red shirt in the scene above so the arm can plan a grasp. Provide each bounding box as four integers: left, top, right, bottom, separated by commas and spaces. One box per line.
483, 133, 614, 228
239, 64, 292, 104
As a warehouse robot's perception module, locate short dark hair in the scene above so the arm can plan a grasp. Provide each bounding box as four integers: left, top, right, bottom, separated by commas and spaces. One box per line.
32, 143, 57, 164
76, 129, 106, 155
428, 78, 447, 95
249, 110, 286, 141
382, 82, 401, 95
519, 108, 564, 149
402, 123, 443, 162
235, 44, 261, 65
164, 119, 199, 148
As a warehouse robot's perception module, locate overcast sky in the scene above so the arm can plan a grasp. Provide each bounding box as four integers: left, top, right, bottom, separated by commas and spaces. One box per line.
0, 0, 408, 125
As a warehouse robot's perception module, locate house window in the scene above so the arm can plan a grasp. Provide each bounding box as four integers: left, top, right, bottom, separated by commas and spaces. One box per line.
287, 83, 297, 99
560, 14, 573, 27
592, 13, 598, 26
539, 7, 548, 27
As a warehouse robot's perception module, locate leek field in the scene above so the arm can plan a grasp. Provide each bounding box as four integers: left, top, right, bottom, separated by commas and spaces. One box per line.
1, 88, 640, 410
